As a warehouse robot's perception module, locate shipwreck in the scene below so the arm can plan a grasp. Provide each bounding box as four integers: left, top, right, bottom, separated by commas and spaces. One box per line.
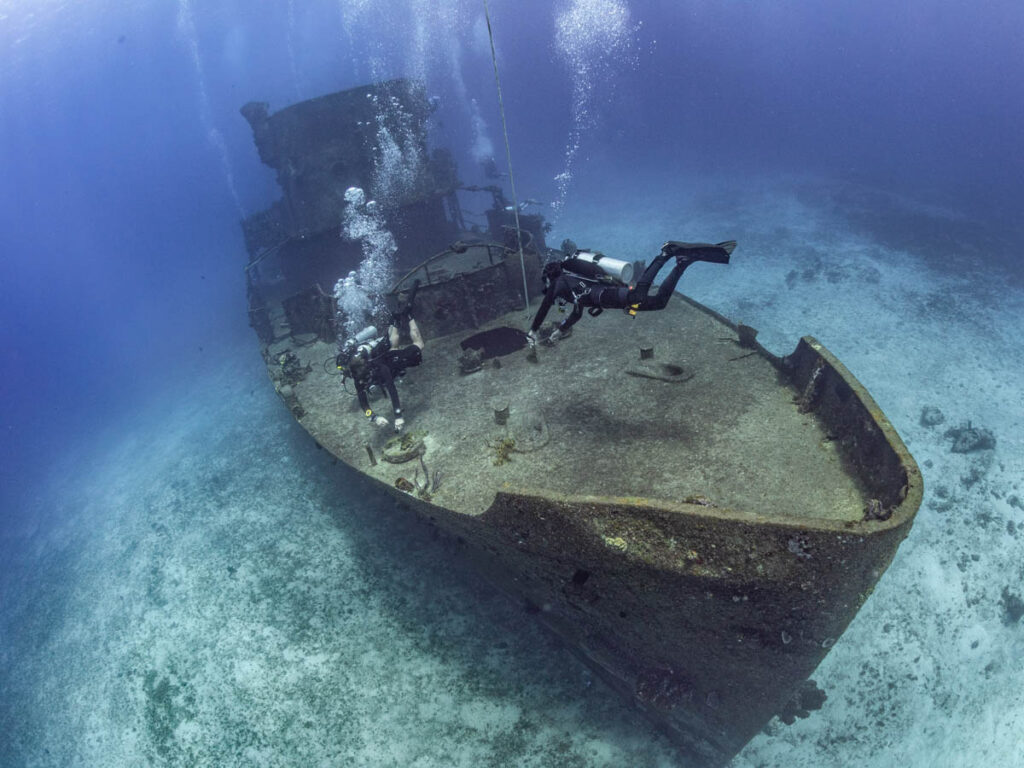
240, 80, 921, 766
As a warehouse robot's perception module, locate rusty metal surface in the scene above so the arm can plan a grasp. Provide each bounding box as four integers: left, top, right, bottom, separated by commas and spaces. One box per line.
265, 292, 920, 766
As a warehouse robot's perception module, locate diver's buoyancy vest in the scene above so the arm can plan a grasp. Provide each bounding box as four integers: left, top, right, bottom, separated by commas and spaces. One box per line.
338, 333, 391, 383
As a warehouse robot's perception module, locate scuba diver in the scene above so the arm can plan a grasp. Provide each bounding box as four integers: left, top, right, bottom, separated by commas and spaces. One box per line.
337, 282, 423, 432
527, 240, 736, 346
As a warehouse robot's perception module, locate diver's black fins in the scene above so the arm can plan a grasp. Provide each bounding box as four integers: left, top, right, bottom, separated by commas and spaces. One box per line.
404, 278, 420, 310
663, 240, 736, 265
391, 279, 421, 325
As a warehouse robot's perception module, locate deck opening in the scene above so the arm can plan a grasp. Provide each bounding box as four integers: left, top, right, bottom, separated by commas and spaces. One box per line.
460, 326, 528, 359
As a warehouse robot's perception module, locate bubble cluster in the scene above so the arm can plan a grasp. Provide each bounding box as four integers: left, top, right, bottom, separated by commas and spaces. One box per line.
406, 0, 468, 84
552, 0, 636, 218
177, 0, 244, 217
335, 1, 501, 337
370, 92, 426, 210
469, 97, 495, 165
334, 186, 397, 339
555, 0, 633, 77
286, 0, 301, 100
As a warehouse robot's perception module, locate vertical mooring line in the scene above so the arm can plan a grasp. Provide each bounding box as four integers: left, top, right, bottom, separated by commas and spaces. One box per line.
483, 0, 530, 311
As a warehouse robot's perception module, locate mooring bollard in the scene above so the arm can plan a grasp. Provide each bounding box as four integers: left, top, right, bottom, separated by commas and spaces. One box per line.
492, 399, 510, 425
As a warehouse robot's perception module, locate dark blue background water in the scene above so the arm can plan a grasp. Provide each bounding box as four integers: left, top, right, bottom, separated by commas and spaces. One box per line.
1, 0, 1021, 574
2, 3, 1023, 764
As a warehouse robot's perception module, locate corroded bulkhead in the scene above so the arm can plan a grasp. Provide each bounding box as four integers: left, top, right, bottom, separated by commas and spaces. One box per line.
391, 241, 543, 339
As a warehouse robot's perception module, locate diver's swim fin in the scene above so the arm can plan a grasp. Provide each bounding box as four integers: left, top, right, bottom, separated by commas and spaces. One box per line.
663, 240, 736, 265
392, 279, 421, 323
405, 278, 420, 308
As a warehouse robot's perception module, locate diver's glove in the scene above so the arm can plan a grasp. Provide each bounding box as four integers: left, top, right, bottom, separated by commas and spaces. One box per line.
371, 415, 389, 428
526, 330, 538, 349
394, 417, 405, 432
546, 328, 562, 345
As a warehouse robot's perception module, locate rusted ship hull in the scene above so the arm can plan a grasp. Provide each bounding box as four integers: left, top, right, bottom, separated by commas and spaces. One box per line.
279, 311, 918, 767
386, 334, 918, 765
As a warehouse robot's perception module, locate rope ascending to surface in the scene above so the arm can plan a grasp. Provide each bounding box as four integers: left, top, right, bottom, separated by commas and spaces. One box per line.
483, 0, 530, 311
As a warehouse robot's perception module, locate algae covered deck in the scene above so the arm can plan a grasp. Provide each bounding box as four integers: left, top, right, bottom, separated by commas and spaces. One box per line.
282, 295, 867, 522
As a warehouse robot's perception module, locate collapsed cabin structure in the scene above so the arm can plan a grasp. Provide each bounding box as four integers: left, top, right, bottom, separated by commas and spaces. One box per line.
241, 78, 548, 346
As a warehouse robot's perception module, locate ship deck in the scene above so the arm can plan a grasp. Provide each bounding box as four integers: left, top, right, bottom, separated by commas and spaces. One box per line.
279, 295, 867, 522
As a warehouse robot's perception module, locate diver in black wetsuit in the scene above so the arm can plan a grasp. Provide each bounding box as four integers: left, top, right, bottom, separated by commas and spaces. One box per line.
338, 282, 424, 432
526, 240, 736, 346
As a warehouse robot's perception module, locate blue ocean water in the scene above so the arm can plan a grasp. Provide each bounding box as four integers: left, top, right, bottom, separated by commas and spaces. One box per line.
2, 1, 1022, 766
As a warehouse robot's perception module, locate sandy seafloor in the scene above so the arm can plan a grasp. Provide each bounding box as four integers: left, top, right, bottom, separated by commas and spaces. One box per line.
1, 172, 1022, 767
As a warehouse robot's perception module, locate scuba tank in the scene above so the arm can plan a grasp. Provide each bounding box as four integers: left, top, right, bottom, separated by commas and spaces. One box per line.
355, 332, 389, 361
338, 324, 379, 358
336, 325, 381, 373
350, 325, 378, 346
571, 251, 634, 284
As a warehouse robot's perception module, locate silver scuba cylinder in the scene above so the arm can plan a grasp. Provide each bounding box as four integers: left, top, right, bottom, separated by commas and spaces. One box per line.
352, 325, 377, 345
339, 324, 380, 363
355, 326, 389, 360
574, 251, 634, 284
